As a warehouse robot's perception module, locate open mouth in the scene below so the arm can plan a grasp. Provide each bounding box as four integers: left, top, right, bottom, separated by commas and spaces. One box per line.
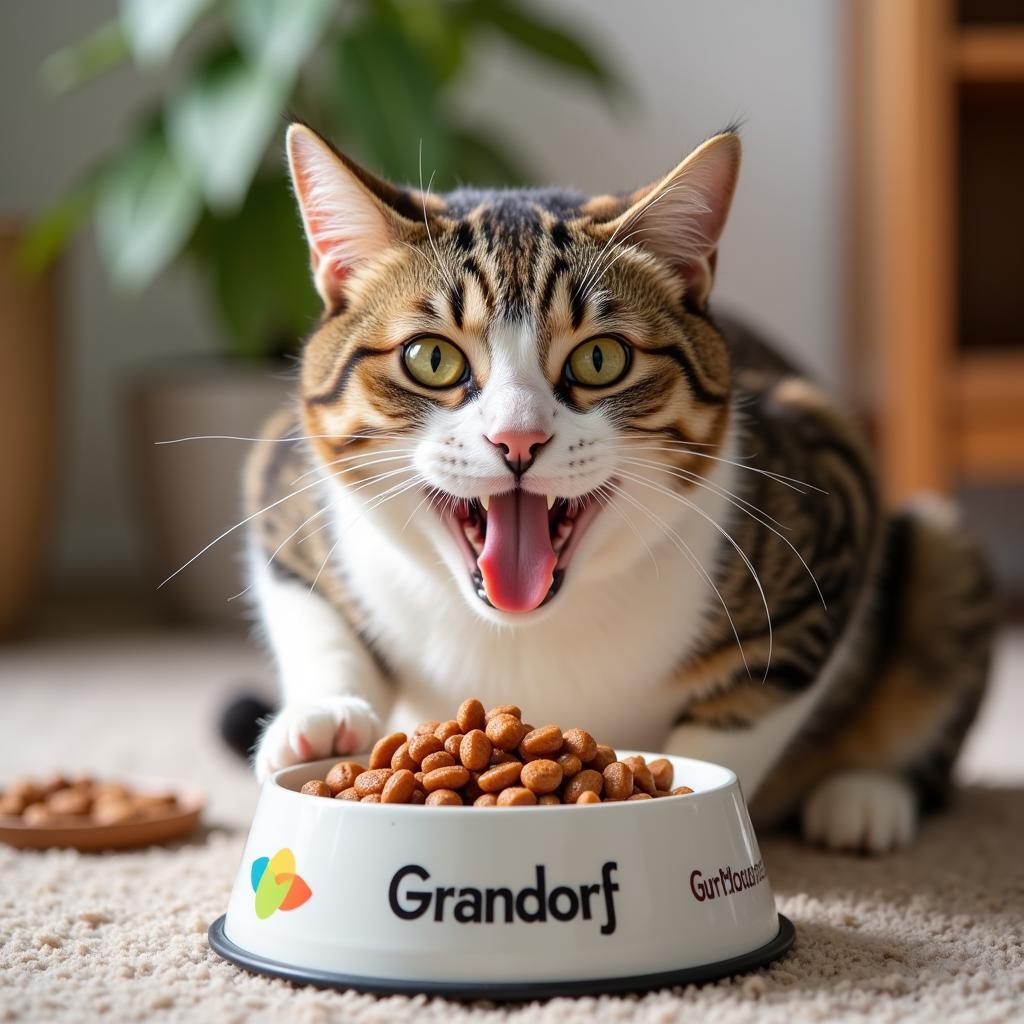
439, 489, 604, 614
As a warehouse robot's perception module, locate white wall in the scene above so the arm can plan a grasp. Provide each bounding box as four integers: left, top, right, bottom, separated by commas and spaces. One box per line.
0, 0, 845, 583
461, 0, 845, 382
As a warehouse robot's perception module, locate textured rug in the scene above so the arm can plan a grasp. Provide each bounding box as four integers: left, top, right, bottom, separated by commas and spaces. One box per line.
1, 628, 1023, 1023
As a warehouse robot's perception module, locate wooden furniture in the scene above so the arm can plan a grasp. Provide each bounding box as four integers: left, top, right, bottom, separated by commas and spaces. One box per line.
852, 0, 1024, 503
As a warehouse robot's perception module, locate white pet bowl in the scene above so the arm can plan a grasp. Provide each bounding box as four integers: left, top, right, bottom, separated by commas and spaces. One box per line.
210, 752, 793, 998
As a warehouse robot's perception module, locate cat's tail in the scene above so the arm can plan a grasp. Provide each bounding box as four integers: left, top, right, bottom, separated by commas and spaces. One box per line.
219, 692, 275, 760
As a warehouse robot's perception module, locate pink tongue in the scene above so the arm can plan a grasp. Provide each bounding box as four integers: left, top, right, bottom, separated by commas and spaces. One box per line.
478, 491, 557, 613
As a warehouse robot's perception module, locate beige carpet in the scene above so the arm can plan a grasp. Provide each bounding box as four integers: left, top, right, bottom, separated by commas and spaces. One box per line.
1, 625, 1023, 1023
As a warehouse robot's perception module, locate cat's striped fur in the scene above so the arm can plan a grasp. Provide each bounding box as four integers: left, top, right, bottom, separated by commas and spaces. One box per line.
244, 124, 994, 850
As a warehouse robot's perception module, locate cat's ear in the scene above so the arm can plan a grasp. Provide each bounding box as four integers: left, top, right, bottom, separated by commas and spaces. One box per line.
286, 123, 422, 310
591, 132, 741, 309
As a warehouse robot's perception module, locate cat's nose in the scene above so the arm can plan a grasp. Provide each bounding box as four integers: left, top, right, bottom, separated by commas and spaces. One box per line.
486, 429, 551, 478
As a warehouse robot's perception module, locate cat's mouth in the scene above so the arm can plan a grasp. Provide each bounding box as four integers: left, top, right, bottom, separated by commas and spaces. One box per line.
438, 488, 605, 614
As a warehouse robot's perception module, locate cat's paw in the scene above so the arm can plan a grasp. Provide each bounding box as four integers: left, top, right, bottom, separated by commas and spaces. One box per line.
801, 770, 917, 854
253, 696, 381, 782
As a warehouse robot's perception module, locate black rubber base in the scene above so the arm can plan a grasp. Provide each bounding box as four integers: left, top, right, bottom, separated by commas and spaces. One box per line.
208, 913, 795, 1001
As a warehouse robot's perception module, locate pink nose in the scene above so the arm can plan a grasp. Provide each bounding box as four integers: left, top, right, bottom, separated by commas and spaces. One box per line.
486, 429, 551, 475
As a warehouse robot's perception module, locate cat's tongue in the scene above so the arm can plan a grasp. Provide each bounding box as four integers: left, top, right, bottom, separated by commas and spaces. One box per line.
478, 491, 557, 613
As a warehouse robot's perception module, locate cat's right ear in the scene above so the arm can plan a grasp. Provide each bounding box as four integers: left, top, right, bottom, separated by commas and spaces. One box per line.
286, 124, 417, 310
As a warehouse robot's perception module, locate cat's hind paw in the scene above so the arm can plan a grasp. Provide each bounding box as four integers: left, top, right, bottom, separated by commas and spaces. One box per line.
253, 696, 381, 782
801, 770, 917, 854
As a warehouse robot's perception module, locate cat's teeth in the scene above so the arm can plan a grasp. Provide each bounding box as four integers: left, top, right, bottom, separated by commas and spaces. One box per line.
552, 518, 574, 553
546, 495, 556, 510
480, 494, 490, 511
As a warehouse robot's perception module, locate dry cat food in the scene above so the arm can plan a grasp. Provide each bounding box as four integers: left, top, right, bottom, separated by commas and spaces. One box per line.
301, 698, 695, 807
0, 775, 179, 826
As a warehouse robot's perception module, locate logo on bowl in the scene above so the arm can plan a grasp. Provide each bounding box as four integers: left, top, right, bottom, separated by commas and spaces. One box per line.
689, 858, 766, 902
388, 862, 620, 935
251, 848, 312, 919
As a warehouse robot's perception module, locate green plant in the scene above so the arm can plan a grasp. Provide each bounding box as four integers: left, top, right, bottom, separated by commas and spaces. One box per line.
28, 0, 618, 359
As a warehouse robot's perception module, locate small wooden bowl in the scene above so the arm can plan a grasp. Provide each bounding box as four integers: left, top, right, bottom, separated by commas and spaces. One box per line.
0, 777, 205, 851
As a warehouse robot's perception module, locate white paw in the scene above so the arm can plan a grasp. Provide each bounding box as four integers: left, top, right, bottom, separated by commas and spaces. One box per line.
801, 770, 917, 854
253, 696, 381, 782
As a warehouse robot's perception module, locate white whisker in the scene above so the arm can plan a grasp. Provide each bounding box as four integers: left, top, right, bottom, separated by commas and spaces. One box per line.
617, 468, 773, 680
618, 455, 826, 609
603, 480, 753, 679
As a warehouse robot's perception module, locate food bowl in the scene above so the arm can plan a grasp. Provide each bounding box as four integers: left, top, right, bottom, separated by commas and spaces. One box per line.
209, 752, 793, 998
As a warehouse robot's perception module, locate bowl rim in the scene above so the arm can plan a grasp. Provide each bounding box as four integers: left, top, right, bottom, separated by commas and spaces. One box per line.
269, 750, 737, 814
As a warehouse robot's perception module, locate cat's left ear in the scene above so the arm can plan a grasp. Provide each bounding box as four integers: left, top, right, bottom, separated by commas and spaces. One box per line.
286, 123, 429, 310
591, 132, 741, 309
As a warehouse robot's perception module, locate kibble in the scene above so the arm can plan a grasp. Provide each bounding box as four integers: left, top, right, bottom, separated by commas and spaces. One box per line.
520, 724, 563, 756
407, 734, 443, 763
425, 789, 462, 806
381, 769, 417, 805
326, 761, 364, 793
457, 698, 486, 733
298, 699, 694, 807
353, 769, 392, 796
602, 761, 634, 801
520, 759, 563, 795
459, 730, 492, 771
486, 714, 528, 751
369, 732, 406, 770
0, 775, 179, 827
420, 750, 456, 773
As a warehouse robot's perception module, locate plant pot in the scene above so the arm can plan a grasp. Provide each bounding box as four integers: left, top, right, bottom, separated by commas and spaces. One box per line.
131, 358, 294, 627
0, 225, 58, 638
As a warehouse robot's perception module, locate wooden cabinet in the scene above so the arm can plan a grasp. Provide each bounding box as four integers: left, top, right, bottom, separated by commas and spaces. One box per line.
852, 0, 1024, 502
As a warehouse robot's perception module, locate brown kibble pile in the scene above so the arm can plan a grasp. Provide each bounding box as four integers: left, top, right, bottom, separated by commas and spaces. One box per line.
0, 775, 179, 826
302, 698, 695, 807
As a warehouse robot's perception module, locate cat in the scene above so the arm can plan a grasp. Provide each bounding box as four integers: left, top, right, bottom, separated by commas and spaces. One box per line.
244, 122, 994, 852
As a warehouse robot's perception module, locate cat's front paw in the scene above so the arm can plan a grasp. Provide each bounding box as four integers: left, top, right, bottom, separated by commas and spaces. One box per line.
801, 770, 917, 854
253, 696, 381, 782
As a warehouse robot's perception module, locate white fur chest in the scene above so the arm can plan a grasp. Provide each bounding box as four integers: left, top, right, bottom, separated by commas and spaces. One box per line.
328, 475, 737, 751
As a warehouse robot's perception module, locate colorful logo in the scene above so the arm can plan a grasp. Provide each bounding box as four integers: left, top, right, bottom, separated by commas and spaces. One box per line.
251, 848, 312, 919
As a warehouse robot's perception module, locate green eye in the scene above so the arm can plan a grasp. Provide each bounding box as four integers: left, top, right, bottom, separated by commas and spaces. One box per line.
566, 336, 630, 388
403, 337, 467, 388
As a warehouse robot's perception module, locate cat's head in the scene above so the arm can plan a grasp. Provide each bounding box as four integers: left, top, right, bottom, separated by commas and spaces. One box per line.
287, 123, 739, 622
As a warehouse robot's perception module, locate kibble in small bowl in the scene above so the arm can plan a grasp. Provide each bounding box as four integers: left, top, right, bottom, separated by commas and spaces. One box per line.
210, 698, 792, 998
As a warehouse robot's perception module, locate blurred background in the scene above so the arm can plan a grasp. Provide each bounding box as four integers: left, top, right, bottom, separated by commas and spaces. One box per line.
1, 1, 1021, 792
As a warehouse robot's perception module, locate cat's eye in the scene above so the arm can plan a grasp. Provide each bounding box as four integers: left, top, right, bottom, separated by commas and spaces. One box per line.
565, 336, 630, 388
403, 337, 468, 389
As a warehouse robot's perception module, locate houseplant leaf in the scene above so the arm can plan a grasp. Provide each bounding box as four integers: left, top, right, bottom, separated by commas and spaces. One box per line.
40, 19, 130, 95
95, 128, 202, 289
470, 0, 616, 94
192, 175, 319, 359
332, 19, 448, 185
230, 0, 335, 77
167, 50, 288, 213
119, 0, 215, 66
450, 129, 526, 187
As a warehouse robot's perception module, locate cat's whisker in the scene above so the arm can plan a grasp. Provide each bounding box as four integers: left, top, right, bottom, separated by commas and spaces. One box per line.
616, 468, 773, 680
418, 143, 456, 293
157, 467, 358, 590
594, 483, 660, 580
619, 455, 789, 530
603, 438, 829, 495
290, 448, 420, 486
400, 485, 440, 534
603, 480, 754, 680
155, 432, 411, 445
308, 472, 426, 593
227, 500, 336, 602
576, 181, 690, 298
618, 455, 827, 609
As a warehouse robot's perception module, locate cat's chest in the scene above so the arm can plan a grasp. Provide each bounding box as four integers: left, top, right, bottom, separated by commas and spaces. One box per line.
339, 523, 715, 751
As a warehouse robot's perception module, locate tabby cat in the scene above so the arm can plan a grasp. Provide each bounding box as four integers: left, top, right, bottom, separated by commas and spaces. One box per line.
245, 123, 994, 851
